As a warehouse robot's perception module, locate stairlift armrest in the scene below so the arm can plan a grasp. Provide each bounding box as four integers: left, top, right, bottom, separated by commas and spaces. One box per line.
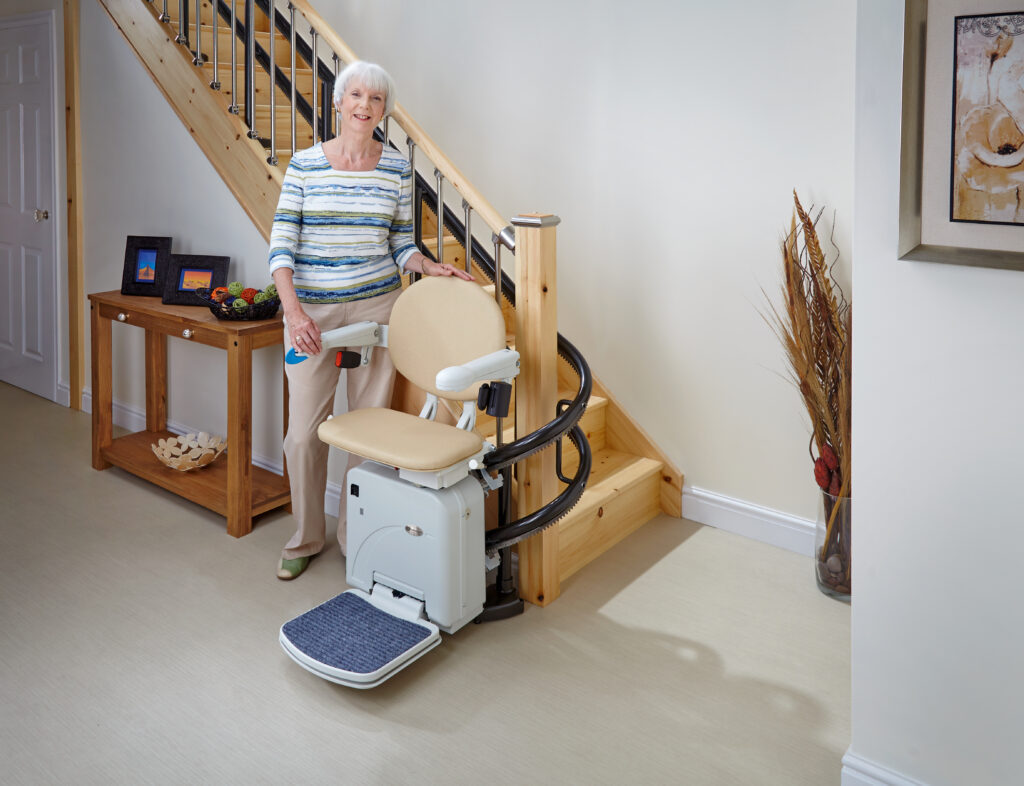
319, 321, 387, 351
435, 349, 520, 392
286, 322, 387, 365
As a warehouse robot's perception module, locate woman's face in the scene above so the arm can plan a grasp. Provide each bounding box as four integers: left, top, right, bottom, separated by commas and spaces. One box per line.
337, 79, 386, 137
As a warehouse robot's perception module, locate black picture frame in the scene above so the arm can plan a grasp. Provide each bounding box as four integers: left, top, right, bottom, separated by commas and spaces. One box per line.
161, 254, 229, 305
120, 235, 171, 296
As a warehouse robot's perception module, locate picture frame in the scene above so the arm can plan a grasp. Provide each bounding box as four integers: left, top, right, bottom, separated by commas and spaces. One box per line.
899, 0, 1024, 270
120, 235, 171, 296
161, 254, 229, 305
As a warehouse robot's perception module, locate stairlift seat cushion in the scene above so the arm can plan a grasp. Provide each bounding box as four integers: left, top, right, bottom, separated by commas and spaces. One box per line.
281, 592, 432, 675
318, 407, 484, 471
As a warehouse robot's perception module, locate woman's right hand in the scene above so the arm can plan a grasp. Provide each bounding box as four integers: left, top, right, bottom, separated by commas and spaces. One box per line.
285, 306, 322, 355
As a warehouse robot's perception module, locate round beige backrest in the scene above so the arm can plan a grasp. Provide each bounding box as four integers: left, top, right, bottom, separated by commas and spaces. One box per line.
388, 277, 508, 401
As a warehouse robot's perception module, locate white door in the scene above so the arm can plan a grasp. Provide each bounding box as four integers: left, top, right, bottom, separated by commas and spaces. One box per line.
0, 13, 57, 402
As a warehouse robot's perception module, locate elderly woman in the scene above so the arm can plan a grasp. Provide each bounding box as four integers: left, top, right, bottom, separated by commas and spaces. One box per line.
270, 61, 472, 580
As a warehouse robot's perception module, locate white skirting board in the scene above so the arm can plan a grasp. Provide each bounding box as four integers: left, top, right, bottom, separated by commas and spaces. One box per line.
682, 486, 816, 556
841, 749, 929, 786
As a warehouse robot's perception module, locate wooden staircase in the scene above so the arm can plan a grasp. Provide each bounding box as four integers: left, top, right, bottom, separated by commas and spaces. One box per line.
98, 0, 683, 605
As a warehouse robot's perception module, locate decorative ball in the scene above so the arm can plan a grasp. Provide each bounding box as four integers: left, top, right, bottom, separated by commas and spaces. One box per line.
227, 281, 244, 297
240, 287, 258, 304
265, 283, 277, 297
233, 298, 249, 311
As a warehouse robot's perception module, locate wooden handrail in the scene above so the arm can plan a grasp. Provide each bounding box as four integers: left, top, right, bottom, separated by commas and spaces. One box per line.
288, 0, 508, 237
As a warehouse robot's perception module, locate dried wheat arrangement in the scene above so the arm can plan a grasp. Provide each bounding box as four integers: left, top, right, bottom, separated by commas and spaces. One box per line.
765, 191, 852, 596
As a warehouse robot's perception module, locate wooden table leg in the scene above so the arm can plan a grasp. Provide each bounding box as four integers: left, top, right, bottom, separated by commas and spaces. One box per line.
145, 328, 167, 433
226, 335, 253, 537
90, 304, 112, 470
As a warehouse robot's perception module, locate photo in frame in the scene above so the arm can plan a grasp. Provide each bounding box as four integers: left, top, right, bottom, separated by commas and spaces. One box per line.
161, 254, 229, 305
950, 11, 1024, 225
900, 0, 1024, 269
120, 236, 172, 296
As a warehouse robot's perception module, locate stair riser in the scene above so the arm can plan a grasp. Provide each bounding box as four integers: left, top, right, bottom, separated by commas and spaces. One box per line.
557, 468, 662, 581
480, 399, 606, 459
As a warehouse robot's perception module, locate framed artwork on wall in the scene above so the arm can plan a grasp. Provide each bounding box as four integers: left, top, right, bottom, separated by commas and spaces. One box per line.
161, 254, 229, 305
899, 0, 1024, 270
120, 236, 171, 296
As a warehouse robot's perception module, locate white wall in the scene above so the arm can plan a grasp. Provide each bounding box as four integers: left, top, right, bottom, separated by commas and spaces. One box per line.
846, 2, 1024, 785
77, 0, 282, 460
315, 0, 857, 523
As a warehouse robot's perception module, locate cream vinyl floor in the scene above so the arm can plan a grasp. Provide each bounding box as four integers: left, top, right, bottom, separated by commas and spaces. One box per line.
0, 382, 850, 785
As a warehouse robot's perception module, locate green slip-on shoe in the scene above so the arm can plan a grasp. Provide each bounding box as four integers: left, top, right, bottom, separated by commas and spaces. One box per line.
277, 555, 310, 580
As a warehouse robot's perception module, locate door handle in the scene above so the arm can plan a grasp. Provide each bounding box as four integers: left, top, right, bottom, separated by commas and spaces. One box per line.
33, 209, 49, 222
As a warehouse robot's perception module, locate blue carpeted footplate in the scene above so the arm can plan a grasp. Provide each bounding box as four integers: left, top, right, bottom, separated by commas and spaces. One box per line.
282, 592, 431, 674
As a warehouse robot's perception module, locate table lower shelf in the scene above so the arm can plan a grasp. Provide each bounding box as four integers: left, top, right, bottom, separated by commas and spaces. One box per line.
101, 430, 291, 519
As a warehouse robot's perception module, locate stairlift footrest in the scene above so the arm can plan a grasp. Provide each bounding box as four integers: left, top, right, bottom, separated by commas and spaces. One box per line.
279, 589, 440, 689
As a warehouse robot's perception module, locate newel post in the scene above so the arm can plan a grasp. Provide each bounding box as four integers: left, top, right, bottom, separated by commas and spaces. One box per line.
513, 213, 561, 606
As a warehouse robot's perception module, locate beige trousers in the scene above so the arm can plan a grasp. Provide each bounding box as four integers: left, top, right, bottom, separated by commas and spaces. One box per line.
281, 287, 401, 560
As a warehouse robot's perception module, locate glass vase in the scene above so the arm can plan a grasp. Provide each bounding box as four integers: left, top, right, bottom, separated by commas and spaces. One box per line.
815, 491, 851, 601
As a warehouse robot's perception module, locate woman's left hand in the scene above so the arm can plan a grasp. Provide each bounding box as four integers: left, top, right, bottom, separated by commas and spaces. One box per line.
425, 258, 474, 281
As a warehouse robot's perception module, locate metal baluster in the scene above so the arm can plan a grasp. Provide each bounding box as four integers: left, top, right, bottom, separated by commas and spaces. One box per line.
210, 0, 221, 89
434, 168, 444, 265
192, 0, 202, 65
245, 0, 257, 137
383, 116, 390, 147
266, 0, 277, 164
492, 233, 503, 308
310, 28, 319, 145
332, 54, 340, 140
462, 199, 472, 275
176, 0, 188, 45
288, 4, 296, 153
159, 0, 169, 23
321, 79, 332, 143
228, 0, 238, 113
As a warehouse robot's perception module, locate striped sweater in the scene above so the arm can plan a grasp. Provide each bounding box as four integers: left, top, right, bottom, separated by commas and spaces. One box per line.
268, 143, 418, 303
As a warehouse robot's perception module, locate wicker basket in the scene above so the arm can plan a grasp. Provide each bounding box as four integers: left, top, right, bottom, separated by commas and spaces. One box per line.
194, 287, 281, 321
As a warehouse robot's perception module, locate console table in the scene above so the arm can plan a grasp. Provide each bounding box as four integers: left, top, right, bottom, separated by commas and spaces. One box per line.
89, 290, 290, 537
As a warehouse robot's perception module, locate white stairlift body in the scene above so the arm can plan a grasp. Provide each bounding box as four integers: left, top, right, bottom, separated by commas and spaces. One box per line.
279, 277, 518, 689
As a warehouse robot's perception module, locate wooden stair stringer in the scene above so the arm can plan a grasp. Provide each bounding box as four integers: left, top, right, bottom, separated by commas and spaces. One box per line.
97, 0, 282, 242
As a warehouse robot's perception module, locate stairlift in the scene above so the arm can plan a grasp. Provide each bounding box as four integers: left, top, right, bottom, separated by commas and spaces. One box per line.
279, 277, 520, 689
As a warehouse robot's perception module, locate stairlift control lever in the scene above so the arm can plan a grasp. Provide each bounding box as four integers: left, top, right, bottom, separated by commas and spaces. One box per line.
435, 348, 520, 392
286, 322, 388, 366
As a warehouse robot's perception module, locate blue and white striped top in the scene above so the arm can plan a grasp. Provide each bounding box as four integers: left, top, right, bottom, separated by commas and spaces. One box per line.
268, 143, 418, 303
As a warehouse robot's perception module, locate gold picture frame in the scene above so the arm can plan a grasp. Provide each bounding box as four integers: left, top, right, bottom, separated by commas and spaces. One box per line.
899, 0, 1024, 270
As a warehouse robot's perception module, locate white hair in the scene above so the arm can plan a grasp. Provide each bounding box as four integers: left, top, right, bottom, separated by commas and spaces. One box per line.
332, 61, 396, 117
